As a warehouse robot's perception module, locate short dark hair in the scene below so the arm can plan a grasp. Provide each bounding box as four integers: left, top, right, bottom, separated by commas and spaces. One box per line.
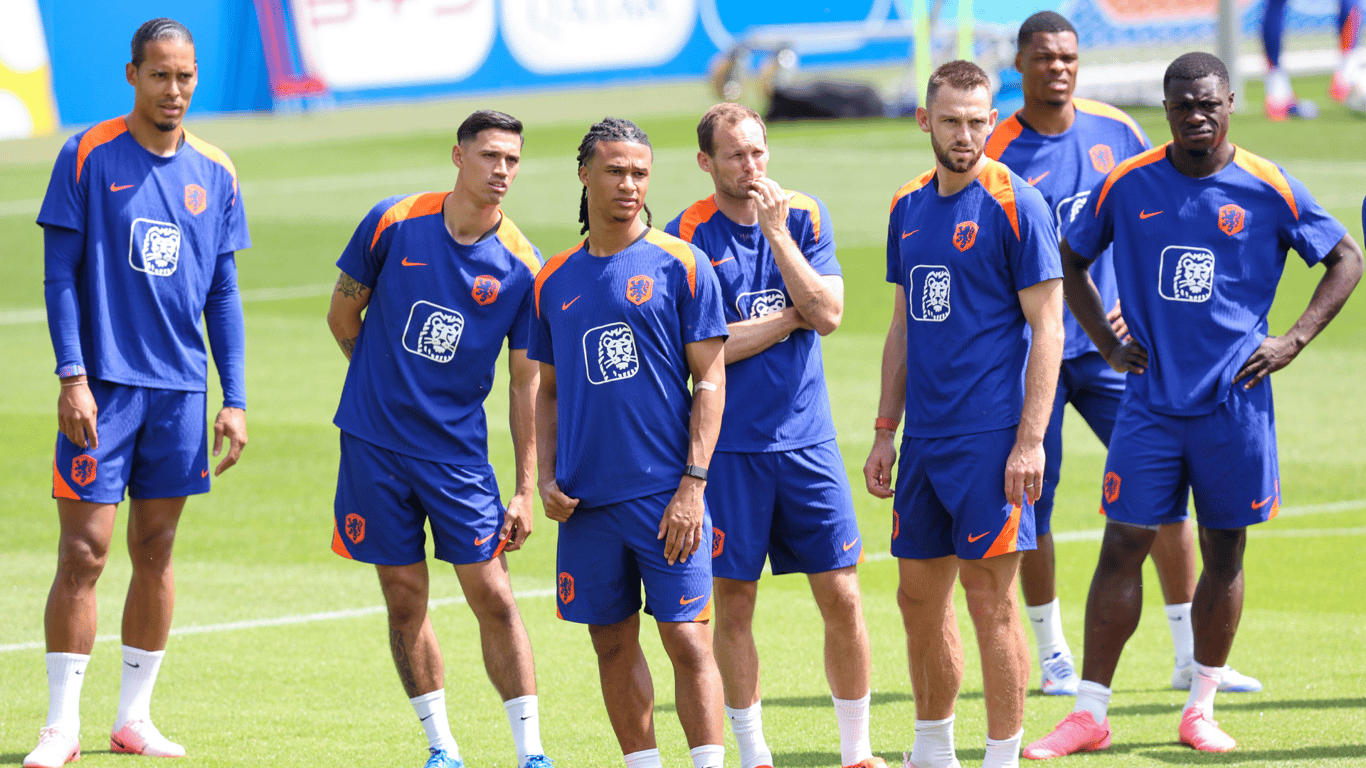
576, 117, 654, 234
926, 60, 992, 108
131, 18, 193, 69
457, 110, 523, 145
1163, 52, 1230, 91
697, 103, 765, 157
1017, 11, 1077, 53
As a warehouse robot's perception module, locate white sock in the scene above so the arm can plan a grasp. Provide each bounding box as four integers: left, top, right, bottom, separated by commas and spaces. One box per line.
690, 744, 725, 768
910, 715, 958, 768
504, 694, 543, 765
1166, 603, 1194, 670
115, 645, 165, 730
832, 692, 873, 765
1184, 662, 1222, 715
1025, 598, 1070, 661
624, 748, 663, 768
982, 728, 1023, 768
1073, 680, 1111, 723
45, 652, 89, 733
410, 689, 458, 755
1266, 66, 1293, 101
726, 702, 773, 768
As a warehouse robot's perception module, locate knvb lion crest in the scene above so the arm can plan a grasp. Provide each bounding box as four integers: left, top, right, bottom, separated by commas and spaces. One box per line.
557, 572, 575, 604
472, 275, 500, 306
738, 289, 787, 320
1160, 246, 1215, 303
402, 301, 465, 363
909, 265, 951, 322
129, 218, 182, 277
953, 221, 978, 252
1103, 472, 1121, 504
626, 275, 653, 305
184, 184, 207, 215
1218, 204, 1245, 236
71, 455, 97, 487
712, 528, 725, 558
583, 322, 639, 384
1089, 144, 1115, 173
345, 513, 366, 544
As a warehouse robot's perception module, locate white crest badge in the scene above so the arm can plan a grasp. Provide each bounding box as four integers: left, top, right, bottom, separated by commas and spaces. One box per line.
909, 265, 951, 322
583, 322, 639, 384
403, 300, 465, 362
128, 218, 182, 277
1159, 246, 1215, 303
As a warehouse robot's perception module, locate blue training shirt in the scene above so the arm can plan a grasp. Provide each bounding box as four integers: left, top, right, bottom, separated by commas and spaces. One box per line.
986, 98, 1151, 360
334, 192, 542, 463
1067, 144, 1347, 415
886, 159, 1062, 438
529, 229, 729, 508
665, 190, 839, 452
38, 117, 251, 400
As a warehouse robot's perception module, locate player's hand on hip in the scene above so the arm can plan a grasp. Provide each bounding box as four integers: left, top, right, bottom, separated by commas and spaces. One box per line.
659, 478, 705, 566
1106, 299, 1131, 341
863, 435, 897, 499
1105, 339, 1148, 374
212, 407, 248, 476
748, 177, 791, 239
1005, 439, 1045, 507
57, 379, 99, 450
1234, 335, 1297, 389
501, 491, 535, 551
540, 480, 579, 522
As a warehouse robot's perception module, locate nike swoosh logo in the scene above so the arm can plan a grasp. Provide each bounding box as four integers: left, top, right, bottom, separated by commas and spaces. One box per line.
401, 256, 427, 266
125, 661, 140, 668
420, 714, 434, 722
561, 296, 580, 310
1251, 494, 1276, 510
711, 256, 735, 266
968, 531, 990, 543
1139, 210, 1163, 219
520, 715, 533, 721
842, 538, 859, 552
901, 229, 919, 239
201, 470, 209, 478
110, 183, 134, 192
679, 594, 706, 606
1027, 172, 1049, 185
474, 533, 495, 546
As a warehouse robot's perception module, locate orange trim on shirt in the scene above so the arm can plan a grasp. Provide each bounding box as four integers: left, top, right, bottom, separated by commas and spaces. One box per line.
978, 160, 1021, 240
645, 228, 698, 298
496, 214, 542, 275
890, 170, 936, 212
75, 117, 129, 184
1231, 146, 1299, 220
369, 192, 446, 251
1094, 144, 1169, 215
984, 113, 1024, 160
677, 196, 719, 243
982, 504, 1023, 558
787, 190, 822, 240
183, 130, 240, 196
1073, 98, 1147, 147
52, 460, 81, 500
533, 243, 582, 318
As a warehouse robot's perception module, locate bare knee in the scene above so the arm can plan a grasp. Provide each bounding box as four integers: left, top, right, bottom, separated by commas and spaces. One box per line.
810, 569, 863, 628
56, 535, 109, 588
659, 623, 713, 673
126, 526, 177, 574
378, 565, 429, 628
713, 579, 757, 636
589, 620, 640, 665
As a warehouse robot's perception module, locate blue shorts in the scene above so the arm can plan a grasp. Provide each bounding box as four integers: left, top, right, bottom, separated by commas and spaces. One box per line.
1036, 353, 1126, 534
53, 381, 209, 504
707, 440, 864, 580
332, 431, 507, 566
1101, 383, 1279, 530
891, 426, 1037, 560
556, 490, 713, 626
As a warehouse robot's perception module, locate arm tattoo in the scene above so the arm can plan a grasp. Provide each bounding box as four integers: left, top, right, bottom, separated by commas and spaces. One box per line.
339, 336, 357, 358
389, 626, 420, 697
337, 273, 365, 300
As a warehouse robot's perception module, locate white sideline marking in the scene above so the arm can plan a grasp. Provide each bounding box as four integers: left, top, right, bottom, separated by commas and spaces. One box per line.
0, 284, 336, 326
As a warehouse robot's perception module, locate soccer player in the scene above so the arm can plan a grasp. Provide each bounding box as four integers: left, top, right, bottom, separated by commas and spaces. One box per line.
1262, 0, 1361, 119
1025, 52, 1362, 758
326, 110, 551, 768
531, 118, 729, 768
987, 10, 1260, 697
27, 18, 249, 768
665, 102, 884, 768
865, 60, 1065, 768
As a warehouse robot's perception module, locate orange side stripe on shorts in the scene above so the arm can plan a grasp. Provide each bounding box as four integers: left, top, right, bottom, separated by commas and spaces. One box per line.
491, 534, 510, 560
53, 460, 80, 500
331, 522, 354, 559
693, 597, 713, 623
982, 504, 1023, 558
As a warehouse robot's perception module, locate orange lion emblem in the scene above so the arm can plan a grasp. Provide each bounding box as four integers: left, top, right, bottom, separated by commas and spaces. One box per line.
1089, 144, 1115, 173
557, 572, 575, 604
712, 528, 725, 558
1218, 204, 1245, 236
71, 455, 98, 487
626, 275, 653, 305
1103, 472, 1122, 504
184, 184, 207, 215
345, 513, 366, 544
472, 275, 500, 306
953, 221, 978, 252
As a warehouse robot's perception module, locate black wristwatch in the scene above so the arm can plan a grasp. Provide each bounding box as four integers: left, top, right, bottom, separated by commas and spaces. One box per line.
683, 464, 709, 482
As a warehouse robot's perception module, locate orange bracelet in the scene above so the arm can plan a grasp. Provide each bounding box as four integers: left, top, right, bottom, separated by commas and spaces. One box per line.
874, 418, 899, 431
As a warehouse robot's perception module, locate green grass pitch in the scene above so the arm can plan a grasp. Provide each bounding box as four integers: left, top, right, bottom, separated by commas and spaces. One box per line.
1, 74, 1364, 767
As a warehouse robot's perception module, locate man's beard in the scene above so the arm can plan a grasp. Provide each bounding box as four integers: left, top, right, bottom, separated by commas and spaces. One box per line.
932, 134, 980, 173
155, 121, 177, 132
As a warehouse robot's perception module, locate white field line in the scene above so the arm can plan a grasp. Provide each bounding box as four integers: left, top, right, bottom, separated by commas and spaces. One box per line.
0, 283, 336, 326
2, 499, 1362, 654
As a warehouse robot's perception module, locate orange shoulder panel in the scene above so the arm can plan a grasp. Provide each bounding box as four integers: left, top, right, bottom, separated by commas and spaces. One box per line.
183, 130, 240, 195
75, 117, 128, 184
1094, 144, 1169, 216
496, 214, 542, 275
786, 190, 823, 240
533, 243, 582, 318
1231, 146, 1299, 220
985, 114, 1024, 160
1073, 98, 1147, 146
677, 196, 719, 243
977, 160, 1021, 239
645, 228, 698, 298
890, 170, 935, 212
369, 192, 446, 251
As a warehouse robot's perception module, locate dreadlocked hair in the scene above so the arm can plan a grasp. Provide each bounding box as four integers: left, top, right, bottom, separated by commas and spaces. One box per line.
576, 117, 653, 235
